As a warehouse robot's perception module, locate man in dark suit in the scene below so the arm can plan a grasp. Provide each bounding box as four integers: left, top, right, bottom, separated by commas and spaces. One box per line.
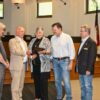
75, 25, 97, 100
0, 22, 9, 100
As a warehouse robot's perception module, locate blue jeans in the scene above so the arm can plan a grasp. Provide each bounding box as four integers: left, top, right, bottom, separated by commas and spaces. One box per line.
52, 58, 72, 100
0, 65, 5, 100
79, 75, 93, 100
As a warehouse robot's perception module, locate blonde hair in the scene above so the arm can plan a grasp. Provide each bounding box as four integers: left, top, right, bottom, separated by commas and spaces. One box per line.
0, 22, 6, 30
81, 25, 91, 34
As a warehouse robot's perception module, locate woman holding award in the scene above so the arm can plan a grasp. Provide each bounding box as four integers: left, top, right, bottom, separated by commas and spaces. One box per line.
27, 27, 51, 100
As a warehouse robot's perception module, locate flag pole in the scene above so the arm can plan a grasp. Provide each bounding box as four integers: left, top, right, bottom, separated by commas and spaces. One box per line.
94, 0, 100, 46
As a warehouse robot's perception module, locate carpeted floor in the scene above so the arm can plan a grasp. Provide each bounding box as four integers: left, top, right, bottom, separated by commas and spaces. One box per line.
2, 82, 58, 100
2, 78, 100, 100
63, 78, 100, 100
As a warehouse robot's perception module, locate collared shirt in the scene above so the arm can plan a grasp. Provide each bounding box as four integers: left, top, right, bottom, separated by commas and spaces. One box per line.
78, 36, 89, 54
16, 36, 27, 62
51, 32, 75, 60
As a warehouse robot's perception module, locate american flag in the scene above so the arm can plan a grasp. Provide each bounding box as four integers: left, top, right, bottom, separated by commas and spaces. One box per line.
94, 1, 100, 46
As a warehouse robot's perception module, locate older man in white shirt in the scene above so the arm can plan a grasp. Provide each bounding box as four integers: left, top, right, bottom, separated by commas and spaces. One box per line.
51, 22, 75, 100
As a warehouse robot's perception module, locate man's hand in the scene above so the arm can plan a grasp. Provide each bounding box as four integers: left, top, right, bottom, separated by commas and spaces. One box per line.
68, 60, 73, 71
0, 54, 4, 63
5, 61, 10, 69
0, 54, 9, 68
86, 71, 90, 75
26, 50, 31, 57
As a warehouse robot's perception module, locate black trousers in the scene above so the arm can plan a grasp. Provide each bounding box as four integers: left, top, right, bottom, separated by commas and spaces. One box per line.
34, 74, 49, 100
32, 63, 50, 100
41, 78, 48, 100
34, 74, 41, 99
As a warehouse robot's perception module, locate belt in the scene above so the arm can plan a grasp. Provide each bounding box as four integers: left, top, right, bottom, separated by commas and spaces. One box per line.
53, 57, 69, 60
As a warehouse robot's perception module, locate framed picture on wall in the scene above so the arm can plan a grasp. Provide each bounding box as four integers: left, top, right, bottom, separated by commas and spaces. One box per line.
86, 0, 100, 13
0, 0, 4, 18
37, 1, 52, 18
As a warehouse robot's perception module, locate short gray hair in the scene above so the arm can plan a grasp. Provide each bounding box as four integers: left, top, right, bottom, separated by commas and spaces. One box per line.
0, 22, 6, 30
35, 26, 44, 33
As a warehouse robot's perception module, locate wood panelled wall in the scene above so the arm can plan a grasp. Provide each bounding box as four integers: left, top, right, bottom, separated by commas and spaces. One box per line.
2, 35, 100, 84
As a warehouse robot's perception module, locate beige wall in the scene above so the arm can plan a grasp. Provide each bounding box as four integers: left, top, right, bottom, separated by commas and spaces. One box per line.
0, 0, 11, 34
0, 0, 100, 40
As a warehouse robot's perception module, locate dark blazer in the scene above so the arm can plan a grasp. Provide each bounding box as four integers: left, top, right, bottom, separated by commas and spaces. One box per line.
75, 37, 97, 75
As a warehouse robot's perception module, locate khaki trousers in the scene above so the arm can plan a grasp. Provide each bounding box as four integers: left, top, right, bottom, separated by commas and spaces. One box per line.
10, 67, 25, 100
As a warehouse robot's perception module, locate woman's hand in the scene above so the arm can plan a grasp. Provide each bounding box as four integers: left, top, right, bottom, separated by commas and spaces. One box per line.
39, 50, 50, 55
39, 50, 46, 54
31, 54, 37, 60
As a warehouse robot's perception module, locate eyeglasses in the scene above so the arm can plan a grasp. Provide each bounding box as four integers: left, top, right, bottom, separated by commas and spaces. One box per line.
80, 30, 86, 32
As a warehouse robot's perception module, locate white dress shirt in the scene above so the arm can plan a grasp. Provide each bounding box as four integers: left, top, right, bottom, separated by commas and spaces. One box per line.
78, 36, 89, 54
16, 36, 27, 63
51, 32, 75, 60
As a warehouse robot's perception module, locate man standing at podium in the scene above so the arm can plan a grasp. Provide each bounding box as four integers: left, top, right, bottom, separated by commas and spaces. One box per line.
75, 25, 97, 100
9, 26, 28, 100
0, 22, 9, 100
